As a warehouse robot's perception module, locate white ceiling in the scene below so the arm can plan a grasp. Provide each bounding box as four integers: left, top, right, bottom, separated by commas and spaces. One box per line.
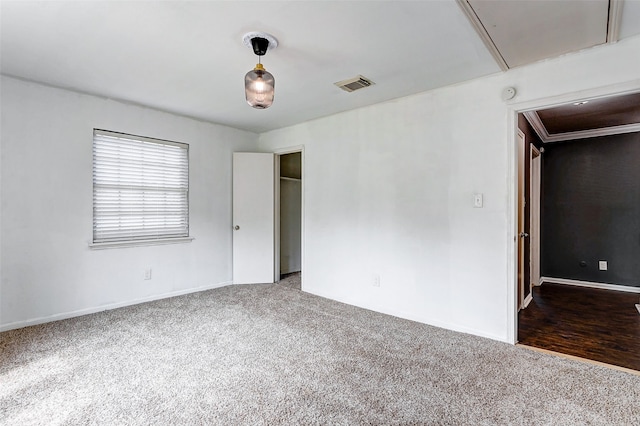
2, 1, 639, 133
467, 0, 610, 68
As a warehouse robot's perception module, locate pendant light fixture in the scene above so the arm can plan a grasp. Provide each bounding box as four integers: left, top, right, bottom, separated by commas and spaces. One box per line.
243, 32, 278, 109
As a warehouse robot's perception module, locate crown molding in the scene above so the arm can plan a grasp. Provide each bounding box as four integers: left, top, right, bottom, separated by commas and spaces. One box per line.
456, 0, 509, 71
523, 110, 640, 143
522, 111, 550, 141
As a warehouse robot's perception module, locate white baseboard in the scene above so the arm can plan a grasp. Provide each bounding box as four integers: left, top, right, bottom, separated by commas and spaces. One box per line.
304, 287, 508, 344
0, 281, 233, 332
540, 276, 640, 294
523, 293, 533, 308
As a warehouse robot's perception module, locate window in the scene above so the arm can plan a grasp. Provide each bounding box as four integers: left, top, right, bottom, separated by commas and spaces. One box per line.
92, 129, 189, 246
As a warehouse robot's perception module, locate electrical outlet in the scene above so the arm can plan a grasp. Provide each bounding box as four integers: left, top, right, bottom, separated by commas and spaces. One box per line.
372, 274, 380, 288
598, 261, 607, 271
144, 268, 152, 280
474, 193, 483, 208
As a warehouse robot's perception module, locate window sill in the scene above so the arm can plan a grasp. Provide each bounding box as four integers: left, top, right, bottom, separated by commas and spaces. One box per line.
89, 237, 194, 250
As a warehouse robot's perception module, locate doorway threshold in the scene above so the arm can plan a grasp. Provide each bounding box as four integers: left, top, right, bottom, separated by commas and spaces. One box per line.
516, 344, 640, 377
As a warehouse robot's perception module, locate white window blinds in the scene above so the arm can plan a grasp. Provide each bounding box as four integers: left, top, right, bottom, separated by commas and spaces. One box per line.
93, 130, 189, 243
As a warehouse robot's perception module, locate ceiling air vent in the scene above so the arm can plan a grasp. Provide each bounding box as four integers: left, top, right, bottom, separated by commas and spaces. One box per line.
334, 75, 375, 93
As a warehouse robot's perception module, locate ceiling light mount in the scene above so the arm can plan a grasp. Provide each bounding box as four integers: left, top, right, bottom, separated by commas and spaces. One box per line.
243, 32, 278, 109
242, 32, 278, 53
250, 37, 270, 56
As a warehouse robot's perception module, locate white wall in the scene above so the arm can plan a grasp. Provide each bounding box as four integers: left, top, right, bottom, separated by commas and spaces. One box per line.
258, 36, 640, 342
0, 76, 257, 330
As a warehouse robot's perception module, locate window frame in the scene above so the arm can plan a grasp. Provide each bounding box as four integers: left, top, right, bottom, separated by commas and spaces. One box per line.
90, 129, 193, 249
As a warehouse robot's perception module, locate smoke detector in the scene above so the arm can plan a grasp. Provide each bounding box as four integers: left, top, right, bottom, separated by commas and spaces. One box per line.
334, 75, 375, 93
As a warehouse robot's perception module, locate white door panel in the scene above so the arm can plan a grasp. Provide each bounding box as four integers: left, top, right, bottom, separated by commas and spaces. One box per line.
233, 153, 275, 284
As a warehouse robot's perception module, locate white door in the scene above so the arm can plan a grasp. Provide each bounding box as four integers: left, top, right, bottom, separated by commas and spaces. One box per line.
233, 153, 275, 284
530, 146, 541, 288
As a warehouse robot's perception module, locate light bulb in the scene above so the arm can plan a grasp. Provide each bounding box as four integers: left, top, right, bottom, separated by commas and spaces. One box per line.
244, 63, 275, 109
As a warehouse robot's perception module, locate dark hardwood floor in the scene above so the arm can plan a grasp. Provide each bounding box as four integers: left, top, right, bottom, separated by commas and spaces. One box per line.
518, 283, 640, 371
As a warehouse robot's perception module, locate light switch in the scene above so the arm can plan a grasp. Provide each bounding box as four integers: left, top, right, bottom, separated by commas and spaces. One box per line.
474, 193, 483, 208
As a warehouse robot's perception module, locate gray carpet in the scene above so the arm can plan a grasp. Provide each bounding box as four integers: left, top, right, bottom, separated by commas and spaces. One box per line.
1, 284, 639, 425
278, 272, 301, 290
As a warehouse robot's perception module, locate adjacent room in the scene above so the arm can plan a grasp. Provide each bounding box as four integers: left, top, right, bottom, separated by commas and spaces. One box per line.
516, 93, 640, 371
1, 1, 639, 424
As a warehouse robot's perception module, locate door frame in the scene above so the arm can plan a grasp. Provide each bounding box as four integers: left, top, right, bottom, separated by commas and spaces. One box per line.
507, 80, 640, 344
273, 145, 305, 287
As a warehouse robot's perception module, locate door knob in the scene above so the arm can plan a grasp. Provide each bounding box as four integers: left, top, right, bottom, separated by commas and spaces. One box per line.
234, 225, 240, 230
520, 232, 529, 238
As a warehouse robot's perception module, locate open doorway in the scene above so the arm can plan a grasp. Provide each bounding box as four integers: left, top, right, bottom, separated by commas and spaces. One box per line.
277, 151, 302, 290
512, 86, 640, 371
